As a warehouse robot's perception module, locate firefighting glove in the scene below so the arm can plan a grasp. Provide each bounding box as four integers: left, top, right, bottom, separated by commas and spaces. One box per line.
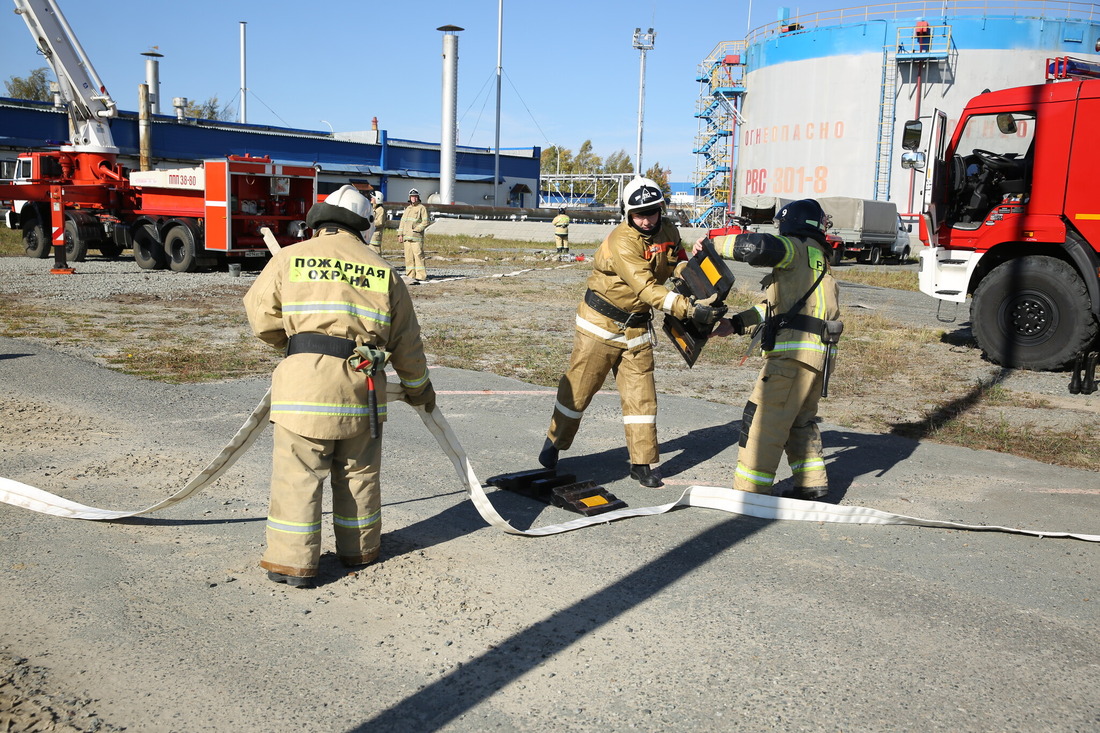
405, 382, 437, 413
726, 313, 746, 335
689, 293, 728, 327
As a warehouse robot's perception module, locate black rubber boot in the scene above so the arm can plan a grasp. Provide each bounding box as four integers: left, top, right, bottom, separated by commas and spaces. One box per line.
629, 463, 663, 488
538, 438, 560, 469
790, 486, 828, 501
267, 571, 314, 588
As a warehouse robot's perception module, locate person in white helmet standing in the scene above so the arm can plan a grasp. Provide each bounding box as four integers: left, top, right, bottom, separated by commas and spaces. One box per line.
397, 188, 430, 282
244, 185, 435, 588
368, 191, 387, 255
538, 177, 726, 487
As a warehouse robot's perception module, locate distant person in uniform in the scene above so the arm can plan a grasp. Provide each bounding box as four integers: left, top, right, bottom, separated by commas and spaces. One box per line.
398, 188, 430, 283
368, 191, 387, 256
914, 18, 931, 52
552, 206, 571, 257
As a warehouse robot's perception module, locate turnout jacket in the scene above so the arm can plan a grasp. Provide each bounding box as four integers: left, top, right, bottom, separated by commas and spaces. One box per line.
370, 203, 387, 245
552, 213, 570, 235
244, 228, 431, 440
577, 218, 692, 352
721, 233, 840, 371
398, 203, 430, 240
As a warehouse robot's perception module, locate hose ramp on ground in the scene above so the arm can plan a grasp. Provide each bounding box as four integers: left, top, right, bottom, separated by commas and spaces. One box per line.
0, 384, 1097, 543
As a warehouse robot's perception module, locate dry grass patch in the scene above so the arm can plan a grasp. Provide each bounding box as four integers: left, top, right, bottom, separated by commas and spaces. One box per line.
835, 267, 920, 291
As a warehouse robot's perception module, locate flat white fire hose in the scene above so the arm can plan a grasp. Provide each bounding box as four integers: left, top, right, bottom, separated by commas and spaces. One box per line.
0, 384, 1097, 543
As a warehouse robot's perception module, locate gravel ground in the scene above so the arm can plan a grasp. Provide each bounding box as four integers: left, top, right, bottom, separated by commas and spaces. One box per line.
1, 250, 1098, 731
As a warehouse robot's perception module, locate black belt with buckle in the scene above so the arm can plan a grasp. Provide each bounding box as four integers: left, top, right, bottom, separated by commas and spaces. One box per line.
584, 289, 651, 328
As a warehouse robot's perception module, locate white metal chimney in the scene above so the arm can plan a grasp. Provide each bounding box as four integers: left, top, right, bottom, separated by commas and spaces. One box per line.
437, 25, 462, 205
141, 49, 162, 114
239, 21, 247, 124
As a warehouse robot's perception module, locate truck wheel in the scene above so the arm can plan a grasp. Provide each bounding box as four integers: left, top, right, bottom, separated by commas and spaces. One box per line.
23, 218, 49, 259
829, 247, 842, 267
895, 246, 911, 264
972, 257, 1099, 371
63, 219, 89, 263
867, 247, 882, 266
165, 226, 199, 273
132, 222, 166, 270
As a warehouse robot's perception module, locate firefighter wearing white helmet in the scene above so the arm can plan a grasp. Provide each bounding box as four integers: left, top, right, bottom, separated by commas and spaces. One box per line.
397, 188, 431, 282
244, 184, 434, 587
539, 177, 726, 488
700, 198, 841, 500
368, 190, 387, 255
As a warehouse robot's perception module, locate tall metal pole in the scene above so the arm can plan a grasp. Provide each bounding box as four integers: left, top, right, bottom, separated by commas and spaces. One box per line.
239, 21, 247, 124
438, 25, 462, 205
632, 27, 655, 177
493, 0, 503, 207
141, 50, 162, 115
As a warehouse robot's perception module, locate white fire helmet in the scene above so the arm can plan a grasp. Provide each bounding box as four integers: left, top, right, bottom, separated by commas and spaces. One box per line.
408, 188, 421, 201
621, 177, 665, 217
372, 191, 383, 205
323, 184, 375, 243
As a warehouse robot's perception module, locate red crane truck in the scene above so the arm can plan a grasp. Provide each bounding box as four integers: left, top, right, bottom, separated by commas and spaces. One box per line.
2, 0, 317, 272
904, 65, 1100, 372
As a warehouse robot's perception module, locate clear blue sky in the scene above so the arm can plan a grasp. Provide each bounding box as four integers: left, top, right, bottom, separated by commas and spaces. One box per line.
0, 1, 837, 182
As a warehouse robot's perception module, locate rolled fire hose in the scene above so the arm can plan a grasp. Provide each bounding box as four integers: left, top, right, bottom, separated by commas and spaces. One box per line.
0, 383, 1097, 543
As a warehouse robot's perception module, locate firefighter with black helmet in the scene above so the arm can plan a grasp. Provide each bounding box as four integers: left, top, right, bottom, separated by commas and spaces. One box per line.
398, 188, 430, 282
552, 206, 571, 257
539, 177, 727, 487
701, 197, 841, 500
244, 185, 435, 587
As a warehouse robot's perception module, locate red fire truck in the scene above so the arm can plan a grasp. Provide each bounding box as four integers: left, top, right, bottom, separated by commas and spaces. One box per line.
905, 60, 1100, 371
1, 0, 316, 272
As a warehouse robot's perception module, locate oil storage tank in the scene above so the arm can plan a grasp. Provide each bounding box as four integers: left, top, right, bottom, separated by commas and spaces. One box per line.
719, 0, 1100, 219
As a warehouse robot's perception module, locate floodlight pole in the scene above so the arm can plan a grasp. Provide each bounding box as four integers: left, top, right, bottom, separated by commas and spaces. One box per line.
632, 27, 655, 177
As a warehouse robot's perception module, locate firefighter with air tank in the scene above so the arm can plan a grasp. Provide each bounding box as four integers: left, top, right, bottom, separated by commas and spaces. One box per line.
539, 177, 727, 488
701, 198, 842, 500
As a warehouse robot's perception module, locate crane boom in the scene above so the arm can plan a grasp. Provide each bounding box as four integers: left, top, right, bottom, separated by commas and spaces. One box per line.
12, 0, 117, 153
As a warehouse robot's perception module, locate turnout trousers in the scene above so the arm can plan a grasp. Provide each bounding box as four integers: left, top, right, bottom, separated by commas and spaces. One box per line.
403, 235, 426, 281
547, 331, 659, 465
734, 358, 827, 494
261, 423, 383, 577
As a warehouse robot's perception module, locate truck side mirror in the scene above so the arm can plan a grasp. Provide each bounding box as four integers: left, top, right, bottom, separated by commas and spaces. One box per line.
901, 120, 922, 151
901, 151, 926, 170
996, 113, 1017, 135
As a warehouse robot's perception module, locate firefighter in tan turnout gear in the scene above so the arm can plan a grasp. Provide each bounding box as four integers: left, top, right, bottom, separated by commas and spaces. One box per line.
552, 206, 571, 256
368, 190, 387, 255
705, 198, 842, 500
244, 185, 435, 588
397, 188, 430, 282
539, 177, 727, 487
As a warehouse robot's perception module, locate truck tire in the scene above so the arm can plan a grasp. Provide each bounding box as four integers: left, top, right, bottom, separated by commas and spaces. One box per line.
867, 246, 882, 266
829, 247, 842, 267
132, 222, 166, 270
971, 257, 1099, 371
23, 218, 49, 259
894, 246, 911, 264
63, 218, 89, 263
165, 226, 199, 273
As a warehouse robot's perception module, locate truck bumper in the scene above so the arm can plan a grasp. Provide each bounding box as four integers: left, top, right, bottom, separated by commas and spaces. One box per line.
918, 247, 980, 303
